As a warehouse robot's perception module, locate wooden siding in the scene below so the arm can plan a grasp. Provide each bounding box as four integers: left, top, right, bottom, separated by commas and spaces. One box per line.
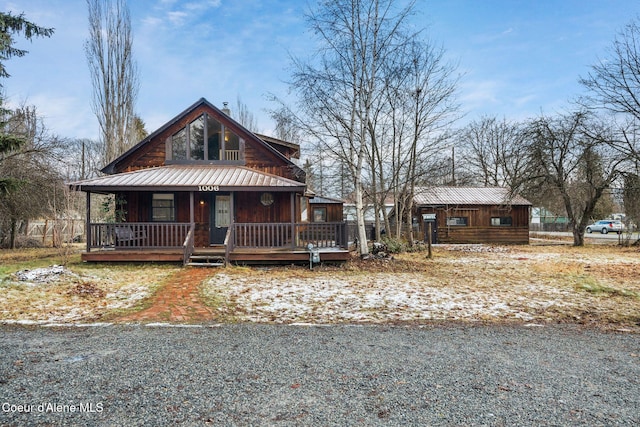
119, 190, 296, 247
235, 192, 292, 223
435, 226, 530, 244
309, 203, 343, 223
113, 103, 297, 176
417, 204, 530, 244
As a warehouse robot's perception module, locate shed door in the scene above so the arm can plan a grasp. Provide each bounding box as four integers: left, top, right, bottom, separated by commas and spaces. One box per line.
210, 194, 230, 245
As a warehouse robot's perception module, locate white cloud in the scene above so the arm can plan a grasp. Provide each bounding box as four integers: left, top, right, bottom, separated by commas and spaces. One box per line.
167, 10, 189, 25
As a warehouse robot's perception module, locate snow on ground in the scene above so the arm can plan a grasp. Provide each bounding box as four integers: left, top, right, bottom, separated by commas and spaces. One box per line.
13, 265, 78, 284
1, 265, 166, 325
208, 272, 577, 324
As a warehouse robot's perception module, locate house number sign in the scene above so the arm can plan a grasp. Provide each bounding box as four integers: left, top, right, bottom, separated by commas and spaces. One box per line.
198, 185, 219, 192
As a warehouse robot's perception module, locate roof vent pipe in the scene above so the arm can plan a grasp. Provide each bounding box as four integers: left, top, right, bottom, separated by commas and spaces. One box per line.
221, 102, 231, 116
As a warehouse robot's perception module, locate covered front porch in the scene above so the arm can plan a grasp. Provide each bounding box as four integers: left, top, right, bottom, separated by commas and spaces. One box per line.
71, 164, 349, 265
82, 221, 349, 264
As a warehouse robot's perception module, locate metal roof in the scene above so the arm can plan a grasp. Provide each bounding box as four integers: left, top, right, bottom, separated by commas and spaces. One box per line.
69, 165, 307, 193
414, 186, 531, 206
309, 195, 344, 204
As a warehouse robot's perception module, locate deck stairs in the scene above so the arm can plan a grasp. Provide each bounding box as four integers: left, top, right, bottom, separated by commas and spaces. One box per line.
186, 247, 226, 267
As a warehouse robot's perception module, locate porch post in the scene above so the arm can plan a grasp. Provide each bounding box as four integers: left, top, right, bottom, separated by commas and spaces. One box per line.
291, 192, 295, 249
85, 191, 91, 253
229, 191, 235, 249
189, 191, 194, 224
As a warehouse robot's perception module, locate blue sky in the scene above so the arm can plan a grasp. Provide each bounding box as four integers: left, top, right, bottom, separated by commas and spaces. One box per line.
3, 0, 640, 141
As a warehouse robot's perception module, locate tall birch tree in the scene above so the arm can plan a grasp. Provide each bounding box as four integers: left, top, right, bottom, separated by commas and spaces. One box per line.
290, 0, 419, 256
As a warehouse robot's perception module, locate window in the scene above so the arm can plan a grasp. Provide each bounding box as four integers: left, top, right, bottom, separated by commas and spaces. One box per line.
171, 128, 187, 160
215, 195, 231, 228
207, 114, 221, 160
224, 129, 240, 160
313, 207, 327, 222
152, 193, 175, 222
446, 216, 468, 226
491, 216, 512, 226
300, 197, 309, 222
260, 192, 274, 206
189, 116, 204, 160
168, 113, 243, 162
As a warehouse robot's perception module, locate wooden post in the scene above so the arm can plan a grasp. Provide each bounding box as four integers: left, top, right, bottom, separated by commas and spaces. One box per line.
41, 220, 48, 245
291, 192, 296, 249
86, 192, 91, 253
189, 191, 195, 224
427, 222, 433, 259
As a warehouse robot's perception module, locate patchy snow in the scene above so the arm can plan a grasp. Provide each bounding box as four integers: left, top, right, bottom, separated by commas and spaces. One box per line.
13, 265, 78, 284
207, 272, 579, 324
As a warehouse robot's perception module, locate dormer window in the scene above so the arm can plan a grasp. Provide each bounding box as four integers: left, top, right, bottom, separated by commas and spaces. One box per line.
167, 113, 244, 163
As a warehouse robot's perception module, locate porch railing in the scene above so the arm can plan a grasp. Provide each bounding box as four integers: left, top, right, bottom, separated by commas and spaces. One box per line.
87, 222, 192, 250
231, 222, 348, 250
87, 221, 348, 252
182, 223, 195, 265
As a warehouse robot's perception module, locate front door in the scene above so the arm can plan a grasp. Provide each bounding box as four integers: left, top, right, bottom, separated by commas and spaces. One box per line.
210, 194, 231, 245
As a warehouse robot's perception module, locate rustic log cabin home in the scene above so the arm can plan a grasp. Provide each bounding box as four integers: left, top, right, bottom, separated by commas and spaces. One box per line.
414, 186, 531, 244
70, 98, 349, 265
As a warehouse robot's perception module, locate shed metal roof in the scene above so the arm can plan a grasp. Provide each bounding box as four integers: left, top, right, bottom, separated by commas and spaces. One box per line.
414, 186, 531, 206
69, 165, 306, 193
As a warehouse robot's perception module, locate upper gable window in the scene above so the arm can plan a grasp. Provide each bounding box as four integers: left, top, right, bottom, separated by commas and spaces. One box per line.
190, 116, 205, 160
168, 113, 243, 162
171, 128, 187, 159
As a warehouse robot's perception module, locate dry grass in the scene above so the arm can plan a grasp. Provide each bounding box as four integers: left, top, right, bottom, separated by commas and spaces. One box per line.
0, 247, 176, 323
2, 244, 639, 330
203, 244, 640, 330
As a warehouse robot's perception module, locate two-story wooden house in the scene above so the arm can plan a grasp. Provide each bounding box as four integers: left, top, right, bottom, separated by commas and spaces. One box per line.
70, 98, 348, 265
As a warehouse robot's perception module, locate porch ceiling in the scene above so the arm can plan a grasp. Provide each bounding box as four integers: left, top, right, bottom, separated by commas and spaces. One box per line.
69, 165, 307, 193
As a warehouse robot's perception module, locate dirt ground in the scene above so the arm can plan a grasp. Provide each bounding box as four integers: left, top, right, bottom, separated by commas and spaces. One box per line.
1, 243, 639, 331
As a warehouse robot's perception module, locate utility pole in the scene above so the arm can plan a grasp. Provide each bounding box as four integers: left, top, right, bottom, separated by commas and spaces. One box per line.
451, 146, 456, 186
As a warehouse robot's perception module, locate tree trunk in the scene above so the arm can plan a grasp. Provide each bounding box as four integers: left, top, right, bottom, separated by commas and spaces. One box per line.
9, 218, 17, 249
354, 179, 369, 257
572, 225, 585, 246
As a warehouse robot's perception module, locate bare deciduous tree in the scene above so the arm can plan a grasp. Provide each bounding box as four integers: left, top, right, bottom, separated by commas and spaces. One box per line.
580, 20, 640, 122
85, 0, 139, 164
459, 116, 528, 191
0, 105, 65, 248
524, 111, 622, 246
233, 96, 259, 132
291, 0, 455, 256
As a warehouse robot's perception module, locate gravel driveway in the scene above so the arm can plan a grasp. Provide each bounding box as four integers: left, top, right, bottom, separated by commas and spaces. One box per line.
1, 324, 638, 426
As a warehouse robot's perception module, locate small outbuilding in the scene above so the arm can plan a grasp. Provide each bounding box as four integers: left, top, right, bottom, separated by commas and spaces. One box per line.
414, 186, 532, 244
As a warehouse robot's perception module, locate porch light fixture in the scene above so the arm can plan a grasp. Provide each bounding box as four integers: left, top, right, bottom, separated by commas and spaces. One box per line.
260, 192, 274, 206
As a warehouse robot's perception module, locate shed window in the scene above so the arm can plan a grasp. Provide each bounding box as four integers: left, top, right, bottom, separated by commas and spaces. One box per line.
491, 216, 512, 226
447, 216, 468, 226
152, 193, 175, 222
313, 207, 327, 222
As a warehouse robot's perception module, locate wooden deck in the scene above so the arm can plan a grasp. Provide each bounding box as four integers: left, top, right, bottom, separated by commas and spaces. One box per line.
81, 246, 350, 264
